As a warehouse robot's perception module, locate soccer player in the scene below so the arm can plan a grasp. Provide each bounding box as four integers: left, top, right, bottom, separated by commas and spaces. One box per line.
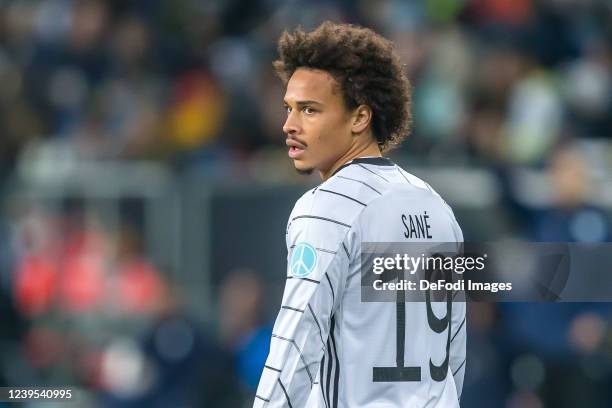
254, 22, 466, 407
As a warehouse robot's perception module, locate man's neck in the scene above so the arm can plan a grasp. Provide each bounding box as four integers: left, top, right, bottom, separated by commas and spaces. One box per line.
320, 140, 382, 180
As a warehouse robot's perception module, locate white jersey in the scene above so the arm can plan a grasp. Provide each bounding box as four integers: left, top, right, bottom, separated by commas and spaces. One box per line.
254, 157, 466, 408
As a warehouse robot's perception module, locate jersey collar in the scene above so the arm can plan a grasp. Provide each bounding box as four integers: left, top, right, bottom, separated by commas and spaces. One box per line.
331, 156, 395, 177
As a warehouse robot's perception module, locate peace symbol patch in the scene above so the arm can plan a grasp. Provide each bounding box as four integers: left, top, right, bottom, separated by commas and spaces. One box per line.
290, 242, 317, 278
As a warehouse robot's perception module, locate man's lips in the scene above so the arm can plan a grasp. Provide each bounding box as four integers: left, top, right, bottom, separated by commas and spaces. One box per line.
286, 138, 306, 159
286, 138, 306, 149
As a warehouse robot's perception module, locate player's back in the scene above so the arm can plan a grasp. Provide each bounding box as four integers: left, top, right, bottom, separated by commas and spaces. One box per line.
254, 157, 465, 408
308, 157, 466, 408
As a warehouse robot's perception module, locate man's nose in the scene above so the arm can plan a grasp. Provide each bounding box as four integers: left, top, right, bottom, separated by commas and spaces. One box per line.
283, 110, 300, 135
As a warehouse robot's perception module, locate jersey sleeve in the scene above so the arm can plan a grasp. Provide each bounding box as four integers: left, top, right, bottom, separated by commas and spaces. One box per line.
254, 200, 351, 408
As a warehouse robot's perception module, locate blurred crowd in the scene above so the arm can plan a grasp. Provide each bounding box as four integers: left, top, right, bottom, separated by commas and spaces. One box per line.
0, 0, 611, 177
0, 0, 612, 407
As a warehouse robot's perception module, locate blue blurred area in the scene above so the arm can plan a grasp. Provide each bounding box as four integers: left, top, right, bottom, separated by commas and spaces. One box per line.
0, 0, 612, 407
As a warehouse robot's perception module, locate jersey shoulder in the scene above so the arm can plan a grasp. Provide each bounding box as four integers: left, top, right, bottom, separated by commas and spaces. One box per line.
391, 165, 461, 227
285, 172, 384, 251
289, 168, 386, 222
347, 163, 463, 243
286, 161, 462, 242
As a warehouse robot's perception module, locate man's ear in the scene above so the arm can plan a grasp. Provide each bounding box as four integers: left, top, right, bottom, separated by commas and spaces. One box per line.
352, 105, 372, 134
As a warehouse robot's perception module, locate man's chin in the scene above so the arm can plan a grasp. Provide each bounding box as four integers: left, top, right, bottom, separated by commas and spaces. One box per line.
293, 162, 315, 175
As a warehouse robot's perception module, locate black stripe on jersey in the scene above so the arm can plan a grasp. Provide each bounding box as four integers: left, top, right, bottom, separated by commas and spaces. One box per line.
341, 242, 350, 259
271, 334, 314, 384
278, 379, 294, 408
336, 175, 382, 195
256, 394, 270, 402
308, 304, 326, 347
451, 317, 466, 343
264, 364, 282, 372
317, 188, 367, 207
453, 358, 466, 376
272, 333, 293, 342
325, 332, 333, 408
357, 163, 389, 182
330, 316, 340, 408
290, 244, 336, 255
320, 353, 329, 408
287, 276, 320, 284
291, 215, 351, 228
396, 167, 413, 185
281, 305, 305, 313
325, 274, 335, 305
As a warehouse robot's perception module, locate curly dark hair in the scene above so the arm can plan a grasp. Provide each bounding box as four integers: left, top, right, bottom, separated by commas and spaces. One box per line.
273, 21, 412, 152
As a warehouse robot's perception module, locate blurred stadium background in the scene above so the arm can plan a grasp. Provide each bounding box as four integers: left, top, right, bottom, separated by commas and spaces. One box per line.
0, 0, 611, 406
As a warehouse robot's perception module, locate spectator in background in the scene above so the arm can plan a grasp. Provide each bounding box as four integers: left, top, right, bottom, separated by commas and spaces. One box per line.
219, 269, 273, 394
498, 144, 612, 407
533, 144, 610, 242
113, 223, 166, 315
100, 282, 242, 407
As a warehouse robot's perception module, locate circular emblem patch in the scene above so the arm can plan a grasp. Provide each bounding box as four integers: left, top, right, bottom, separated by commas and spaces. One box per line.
290, 243, 317, 278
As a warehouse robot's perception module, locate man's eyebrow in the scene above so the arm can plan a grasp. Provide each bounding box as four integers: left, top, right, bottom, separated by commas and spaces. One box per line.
283, 99, 324, 106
